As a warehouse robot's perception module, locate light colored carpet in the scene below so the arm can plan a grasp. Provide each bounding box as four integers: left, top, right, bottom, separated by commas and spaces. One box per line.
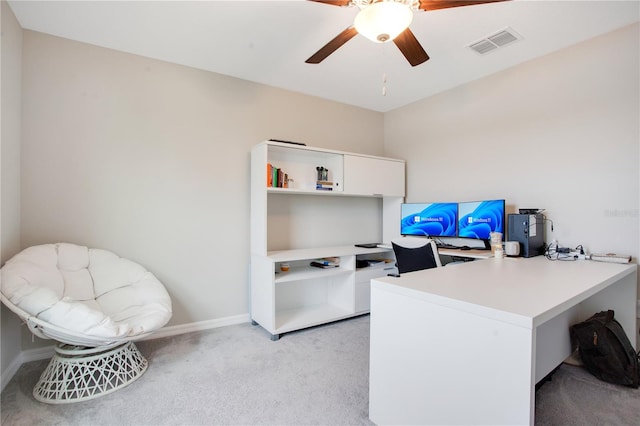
1, 314, 639, 425
535, 362, 640, 425
2, 316, 373, 425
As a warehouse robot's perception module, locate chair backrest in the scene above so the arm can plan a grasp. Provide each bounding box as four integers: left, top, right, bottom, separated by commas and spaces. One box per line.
391, 237, 442, 274
1, 242, 172, 346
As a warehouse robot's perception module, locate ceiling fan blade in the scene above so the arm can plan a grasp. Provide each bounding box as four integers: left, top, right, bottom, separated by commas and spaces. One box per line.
307, 0, 351, 6
418, 0, 510, 12
306, 27, 359, 64
393, 28, 430, 67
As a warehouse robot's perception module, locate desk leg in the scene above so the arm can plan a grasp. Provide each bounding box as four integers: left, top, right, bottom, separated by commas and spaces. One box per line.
535, 268, 639, 382
369, 286, 535, 425
577, 270, 638, 350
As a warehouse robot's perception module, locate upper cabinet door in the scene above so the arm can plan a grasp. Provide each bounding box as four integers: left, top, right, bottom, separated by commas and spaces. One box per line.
343, 155, 405, 197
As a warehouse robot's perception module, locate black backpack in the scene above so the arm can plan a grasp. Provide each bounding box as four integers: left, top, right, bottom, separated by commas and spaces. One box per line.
570, 310, 640, 388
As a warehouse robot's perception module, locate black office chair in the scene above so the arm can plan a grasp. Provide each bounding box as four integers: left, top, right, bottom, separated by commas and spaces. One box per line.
391, 237, 442, 275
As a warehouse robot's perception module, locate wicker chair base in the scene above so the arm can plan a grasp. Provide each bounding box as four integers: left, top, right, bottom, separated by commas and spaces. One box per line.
33, 341, 148, 404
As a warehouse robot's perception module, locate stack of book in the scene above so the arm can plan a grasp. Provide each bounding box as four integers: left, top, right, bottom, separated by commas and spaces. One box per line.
316, 180, 333, 191
310, 257, 340, 268
267, 163, 288, 188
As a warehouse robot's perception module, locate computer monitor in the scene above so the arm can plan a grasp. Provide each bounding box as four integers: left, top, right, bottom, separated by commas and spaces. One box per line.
400, 203, 458, 237
457, 199, 505, 243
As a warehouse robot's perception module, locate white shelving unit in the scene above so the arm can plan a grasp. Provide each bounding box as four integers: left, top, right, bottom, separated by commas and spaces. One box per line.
250, 141, 404, 340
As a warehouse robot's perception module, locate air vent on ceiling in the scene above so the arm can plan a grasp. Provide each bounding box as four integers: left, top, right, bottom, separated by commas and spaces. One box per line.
468, 27, 521, 55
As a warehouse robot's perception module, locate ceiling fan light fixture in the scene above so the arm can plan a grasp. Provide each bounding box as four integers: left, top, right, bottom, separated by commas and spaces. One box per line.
354, 1, 413, 43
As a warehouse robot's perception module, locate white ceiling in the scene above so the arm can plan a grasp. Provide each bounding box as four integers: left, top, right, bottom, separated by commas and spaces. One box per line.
7, 0, 640, 112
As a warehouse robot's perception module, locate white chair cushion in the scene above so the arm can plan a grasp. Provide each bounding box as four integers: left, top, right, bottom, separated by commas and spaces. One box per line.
1, 243, 172, 344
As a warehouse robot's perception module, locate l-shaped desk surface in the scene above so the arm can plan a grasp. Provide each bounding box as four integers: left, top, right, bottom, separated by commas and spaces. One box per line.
369, 256, 638, 425
373, 256, 636, 328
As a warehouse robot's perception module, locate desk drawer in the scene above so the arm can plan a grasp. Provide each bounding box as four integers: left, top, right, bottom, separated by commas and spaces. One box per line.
355, 263, 397, 313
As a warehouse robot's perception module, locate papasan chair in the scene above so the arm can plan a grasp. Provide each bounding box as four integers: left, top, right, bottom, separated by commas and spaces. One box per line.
0, 243, 172, 404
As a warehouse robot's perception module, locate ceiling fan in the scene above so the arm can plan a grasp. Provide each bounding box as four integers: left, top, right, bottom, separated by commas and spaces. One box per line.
306, 0, 510, 67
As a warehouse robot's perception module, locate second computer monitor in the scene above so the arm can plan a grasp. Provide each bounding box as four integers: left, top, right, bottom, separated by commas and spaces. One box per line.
457, 199, 505, 241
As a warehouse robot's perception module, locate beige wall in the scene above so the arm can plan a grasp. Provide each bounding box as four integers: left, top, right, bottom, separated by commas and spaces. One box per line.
5, 14, 640, 362
18, 31, 383, 350
1, 0, 24, 378
384, 23, 639, 294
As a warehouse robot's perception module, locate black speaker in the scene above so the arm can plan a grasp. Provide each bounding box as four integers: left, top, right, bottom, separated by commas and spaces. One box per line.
507, 214, 545, 258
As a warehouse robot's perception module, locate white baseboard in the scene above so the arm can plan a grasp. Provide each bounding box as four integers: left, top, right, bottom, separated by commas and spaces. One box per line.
20, 345, 56, 363
0, 313, 250, 393
139, 313, 251, 341
1, 346, 55, 392
1, 352, 24, 392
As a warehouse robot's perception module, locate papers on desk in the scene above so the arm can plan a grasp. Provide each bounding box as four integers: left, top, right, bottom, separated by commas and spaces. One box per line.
590, 253, 632, 264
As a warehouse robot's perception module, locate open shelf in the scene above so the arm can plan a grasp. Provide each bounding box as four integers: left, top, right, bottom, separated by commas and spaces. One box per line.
274, 304, 354, 332
274, 265, 352, 284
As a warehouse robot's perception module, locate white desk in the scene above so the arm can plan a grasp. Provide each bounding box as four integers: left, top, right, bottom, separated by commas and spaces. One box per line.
369, 256, 637, 425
